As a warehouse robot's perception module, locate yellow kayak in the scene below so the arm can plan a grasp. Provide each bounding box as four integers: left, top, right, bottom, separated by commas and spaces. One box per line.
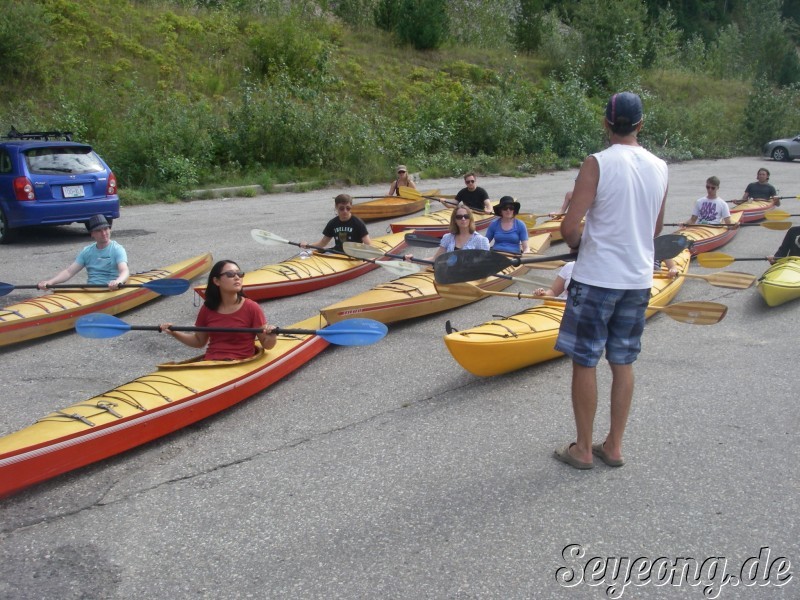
0, 253, 213, 348
196, 231, 408, 301
0, 314, 329, 498
390, 203, 497, 236
320, 233, 550, 325
443, 249, 690, 377
757, 257, 800, 307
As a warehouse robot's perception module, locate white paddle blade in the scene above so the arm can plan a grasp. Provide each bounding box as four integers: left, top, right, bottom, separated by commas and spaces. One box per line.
378, 260, 421, 277
251, 229, 289, 245
342, 241, 386, 260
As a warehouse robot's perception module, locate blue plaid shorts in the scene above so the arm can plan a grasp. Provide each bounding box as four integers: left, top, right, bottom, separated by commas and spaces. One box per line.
554, 279, 650, 367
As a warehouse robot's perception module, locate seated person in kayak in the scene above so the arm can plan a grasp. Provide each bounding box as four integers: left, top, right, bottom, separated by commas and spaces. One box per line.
740, 167, 779, 206
768, 225, 800, 263
388, 165, 416, 196
301, 194, 371, 252
684, 176, 732, 226
37, 214, 129, 290
453, 172, 491, 214
486, 196, 530, 254
159, 260, 276, 360
405, 204, 490, 263
535, 261, 574, 299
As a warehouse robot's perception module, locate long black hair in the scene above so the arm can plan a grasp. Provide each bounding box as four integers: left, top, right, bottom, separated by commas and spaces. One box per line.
204, 259, 245, 311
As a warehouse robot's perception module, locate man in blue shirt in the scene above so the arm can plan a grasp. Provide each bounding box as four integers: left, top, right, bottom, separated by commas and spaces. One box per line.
38, 215, 129, 290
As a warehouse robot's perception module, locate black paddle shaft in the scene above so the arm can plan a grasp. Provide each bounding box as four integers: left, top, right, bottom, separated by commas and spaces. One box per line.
433, 235, 692, 284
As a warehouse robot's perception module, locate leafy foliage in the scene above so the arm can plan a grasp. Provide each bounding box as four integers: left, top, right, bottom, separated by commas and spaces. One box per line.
1, 0, 800, 201
397, 0, 449, 50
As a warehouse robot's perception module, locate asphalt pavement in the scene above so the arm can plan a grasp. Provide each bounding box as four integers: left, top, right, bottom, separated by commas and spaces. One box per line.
0, 157, 797, 599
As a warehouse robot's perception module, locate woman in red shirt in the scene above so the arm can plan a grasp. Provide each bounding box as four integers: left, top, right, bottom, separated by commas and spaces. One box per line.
160, 260, 276, 360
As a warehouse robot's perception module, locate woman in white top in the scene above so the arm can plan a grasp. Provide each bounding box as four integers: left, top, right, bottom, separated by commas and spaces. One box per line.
404, 203, 490, 262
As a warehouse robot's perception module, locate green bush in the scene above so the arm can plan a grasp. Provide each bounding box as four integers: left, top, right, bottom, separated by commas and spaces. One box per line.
513, 0, 546, 53
397, 0, 449, 50
374, 0, 401, 32
740, 82, 800, 151
0, 2, 49, 80
247, 16, 333, 82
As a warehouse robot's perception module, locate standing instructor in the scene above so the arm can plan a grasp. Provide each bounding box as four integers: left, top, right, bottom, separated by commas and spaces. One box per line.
553, 92, 668, 470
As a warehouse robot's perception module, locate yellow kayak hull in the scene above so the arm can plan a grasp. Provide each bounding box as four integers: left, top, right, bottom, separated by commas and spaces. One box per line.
757, 257, 800, 307
196, 231, 408, 301
0, 253, 213, 348
444, 249, 690, 377
321, 264, 532, 325
0, 315, 329, 498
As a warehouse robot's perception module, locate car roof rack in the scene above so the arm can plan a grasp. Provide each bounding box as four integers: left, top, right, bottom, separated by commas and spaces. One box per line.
3, 127, 73, 142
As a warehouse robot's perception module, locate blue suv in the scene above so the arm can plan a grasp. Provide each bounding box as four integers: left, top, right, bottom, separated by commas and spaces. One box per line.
0, 129, 120, 243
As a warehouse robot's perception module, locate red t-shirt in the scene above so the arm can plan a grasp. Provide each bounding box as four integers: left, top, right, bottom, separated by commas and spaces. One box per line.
196, 298, 266, 360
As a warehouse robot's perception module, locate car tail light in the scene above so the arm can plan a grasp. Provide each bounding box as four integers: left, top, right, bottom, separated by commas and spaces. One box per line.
106, 172, 117, 196
13, 177, 35, 201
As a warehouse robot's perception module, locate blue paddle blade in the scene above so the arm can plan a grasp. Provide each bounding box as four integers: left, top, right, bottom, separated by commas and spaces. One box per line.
75, 313, 132, 338
317, 318, 388, 346
142, 278, 190, 296
0, 282, 14, 297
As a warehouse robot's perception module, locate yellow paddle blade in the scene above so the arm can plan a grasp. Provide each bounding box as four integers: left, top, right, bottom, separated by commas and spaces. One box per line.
695, 252, 736, 268
759, 220, 792, 230
764, 210, 792, 221
680, 271, 756, 289
436, 282, 727, 324
649, 301, 727, 325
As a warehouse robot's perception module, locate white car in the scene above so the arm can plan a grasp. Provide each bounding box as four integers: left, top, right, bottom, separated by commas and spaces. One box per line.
763, 134, 800, 161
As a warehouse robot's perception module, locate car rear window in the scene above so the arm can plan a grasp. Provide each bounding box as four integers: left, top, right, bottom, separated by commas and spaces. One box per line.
23, 147, 105, 175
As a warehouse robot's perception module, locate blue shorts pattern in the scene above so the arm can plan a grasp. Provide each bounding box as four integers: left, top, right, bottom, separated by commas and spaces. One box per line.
554, 280, 650, 367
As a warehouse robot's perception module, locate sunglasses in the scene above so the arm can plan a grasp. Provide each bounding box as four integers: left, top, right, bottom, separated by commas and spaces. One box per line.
220, 270, 245, 278
501, 206, 516, 211
455, 214, 470, 220
465, 180, 476, 184
397, 170, 406, 174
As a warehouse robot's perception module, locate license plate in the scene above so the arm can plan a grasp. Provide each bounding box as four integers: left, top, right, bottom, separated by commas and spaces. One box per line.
63, 185, 84, 198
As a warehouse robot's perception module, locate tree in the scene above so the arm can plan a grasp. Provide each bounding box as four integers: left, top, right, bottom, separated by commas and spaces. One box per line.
397, 0, 449, 50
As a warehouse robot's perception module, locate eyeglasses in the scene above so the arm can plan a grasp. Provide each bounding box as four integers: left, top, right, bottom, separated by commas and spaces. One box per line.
337, 205, 352, 212
465, 180, 476, 184
455, 214, 470, 220
220, 270, 245, 278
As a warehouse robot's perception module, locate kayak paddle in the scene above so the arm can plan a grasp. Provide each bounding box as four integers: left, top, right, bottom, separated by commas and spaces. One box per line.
342, 242, 561, 286
75, 313, 388, 346
434, 282, 728, 325
664, 221, 792, 230
433, 234, 692, 284
653, 270, 757, 289
250, 229, 419, 276
404, 233, 443, 248
250, 229, 333, 254
0, 278, 190, 297
695, 252, 772, 268
398, 186, 494, 214
764, 210, 800, 221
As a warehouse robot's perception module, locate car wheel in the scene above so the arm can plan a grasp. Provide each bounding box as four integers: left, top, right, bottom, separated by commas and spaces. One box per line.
0, 208, 16, 244
771, 146, 790, 161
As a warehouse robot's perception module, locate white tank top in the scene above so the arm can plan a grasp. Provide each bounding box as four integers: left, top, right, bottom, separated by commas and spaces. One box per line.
571, 144, 668, 289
